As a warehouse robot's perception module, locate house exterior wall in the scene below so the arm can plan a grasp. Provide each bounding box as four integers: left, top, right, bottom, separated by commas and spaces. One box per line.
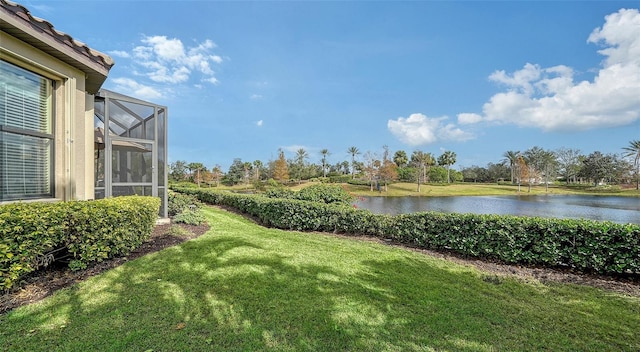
0, 32, 94, 202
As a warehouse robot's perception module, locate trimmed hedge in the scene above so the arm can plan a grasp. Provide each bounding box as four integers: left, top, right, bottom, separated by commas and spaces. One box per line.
0, 196, 160, 290
0, 203, 68, 290
175, 188, 640, 276
168, 190, 202, 217
266, 184, 354, 206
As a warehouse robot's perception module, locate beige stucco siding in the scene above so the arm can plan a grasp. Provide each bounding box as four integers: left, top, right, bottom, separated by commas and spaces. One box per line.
1, 31, 95, 201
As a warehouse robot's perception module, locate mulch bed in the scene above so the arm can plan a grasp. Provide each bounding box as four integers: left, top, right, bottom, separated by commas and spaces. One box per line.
2, 208, 639, 316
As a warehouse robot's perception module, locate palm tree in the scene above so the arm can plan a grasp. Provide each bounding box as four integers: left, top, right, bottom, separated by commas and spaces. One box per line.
294, 148, 309, 182
320, 149, 330, 177
347, 146, 360, 179
295, 148, 309, 165
393, 150, 408, 168
187, 162, 204, 187
623, 140, 640, 190
253, 160, 263, 181
437, 150, 457, 183
502, 150, 520, 184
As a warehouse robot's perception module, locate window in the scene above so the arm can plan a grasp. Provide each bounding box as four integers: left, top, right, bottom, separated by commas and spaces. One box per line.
0, 60, 54, 201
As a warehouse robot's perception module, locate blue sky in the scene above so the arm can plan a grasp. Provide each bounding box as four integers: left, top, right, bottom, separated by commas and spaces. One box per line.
27, 1, 640, 171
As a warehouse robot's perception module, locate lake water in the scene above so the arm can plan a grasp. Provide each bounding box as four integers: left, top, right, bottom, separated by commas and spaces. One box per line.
354, 195, 640, 224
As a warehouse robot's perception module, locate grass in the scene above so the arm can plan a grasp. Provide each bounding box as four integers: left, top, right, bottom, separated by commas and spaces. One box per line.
343, 182, 640, 197
2, 207, 639, 351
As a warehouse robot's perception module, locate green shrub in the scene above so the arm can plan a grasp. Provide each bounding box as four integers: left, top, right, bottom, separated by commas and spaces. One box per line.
174, 187, 640, 276
168, 190, 202, 217
265, 184, 354, 205
169, 181, 199, 188
173, 209, 208, 226
0, 202, 68, 290
0, 196, 160, 290
346, 179, 372, 186
68, 259, 87, 271
328, 175, 352, 183
265, 188, 296, 199
65, 196, 160, 266
295, 184, 354, 205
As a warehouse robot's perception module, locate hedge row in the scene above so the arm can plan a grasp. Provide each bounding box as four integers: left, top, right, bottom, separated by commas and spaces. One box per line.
175, 188, 640, 276
265, 184, 354, 205
0, 196, 160, 290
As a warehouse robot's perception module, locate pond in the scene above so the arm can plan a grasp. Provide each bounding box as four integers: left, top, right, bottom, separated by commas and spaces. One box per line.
354, 195, 640, 224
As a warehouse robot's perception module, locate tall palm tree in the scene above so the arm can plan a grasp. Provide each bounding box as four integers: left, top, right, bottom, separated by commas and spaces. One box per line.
253, 160, 263, 181
623, 140, 640, 190
294, 148, 309, 182
295, 148, 309, 165
320, 149, 330, 177
502, 150, 520, 184
437, 150, 457, 183
347, 146, 360, 179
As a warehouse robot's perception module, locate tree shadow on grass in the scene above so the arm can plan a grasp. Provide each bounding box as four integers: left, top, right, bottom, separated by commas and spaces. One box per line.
2, 219, 639, 351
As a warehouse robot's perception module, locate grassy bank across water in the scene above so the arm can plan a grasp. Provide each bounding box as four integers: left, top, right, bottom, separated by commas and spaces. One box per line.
2, 207, 638, 351
342, 182, 640, 197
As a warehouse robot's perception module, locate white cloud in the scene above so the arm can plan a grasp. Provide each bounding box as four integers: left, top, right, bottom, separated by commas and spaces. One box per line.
125, 35, 222, 85
142, 35, 185, 61
387, 113, 474, 146
457, 113, 483, 125
440, 123, 474, 141
463, 8, 640, 132
250, 94, 263, 100
202, 77, 219, 84
110, 78, 163, 101
588, 9, 640, 66
256, 120, 264, 127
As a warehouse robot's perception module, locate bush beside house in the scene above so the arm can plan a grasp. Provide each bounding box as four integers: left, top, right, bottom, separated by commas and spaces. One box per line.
0, 196, 160, 290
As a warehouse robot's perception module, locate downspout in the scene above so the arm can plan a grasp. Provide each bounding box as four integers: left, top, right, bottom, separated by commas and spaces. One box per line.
65, 77, 76, 201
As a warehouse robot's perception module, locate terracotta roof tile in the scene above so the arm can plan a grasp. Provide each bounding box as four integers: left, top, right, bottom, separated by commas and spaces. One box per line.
0, 0, 114, 69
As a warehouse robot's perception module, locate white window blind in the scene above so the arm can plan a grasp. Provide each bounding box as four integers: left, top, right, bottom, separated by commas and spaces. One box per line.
0, 60, 53, 200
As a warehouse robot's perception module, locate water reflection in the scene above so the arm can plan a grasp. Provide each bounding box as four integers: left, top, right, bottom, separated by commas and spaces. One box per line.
354, 195, 640, 224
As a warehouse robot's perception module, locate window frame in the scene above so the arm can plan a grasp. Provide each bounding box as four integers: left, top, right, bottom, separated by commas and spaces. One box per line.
0, 59, 56, 201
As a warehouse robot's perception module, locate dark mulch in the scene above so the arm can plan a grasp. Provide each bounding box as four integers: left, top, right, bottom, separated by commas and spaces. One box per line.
2, 207, 639, 316
0, 222, 209, 315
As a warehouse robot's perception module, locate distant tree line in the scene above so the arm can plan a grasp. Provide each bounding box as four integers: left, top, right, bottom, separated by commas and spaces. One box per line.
169, 139, 640, 191
462, 143, 639, 191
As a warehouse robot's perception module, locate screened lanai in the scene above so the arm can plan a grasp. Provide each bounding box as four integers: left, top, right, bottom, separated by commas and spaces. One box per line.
94, 89, 168, 218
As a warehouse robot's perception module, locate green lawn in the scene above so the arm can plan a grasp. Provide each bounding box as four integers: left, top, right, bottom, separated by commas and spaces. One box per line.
1, 207, 639, 351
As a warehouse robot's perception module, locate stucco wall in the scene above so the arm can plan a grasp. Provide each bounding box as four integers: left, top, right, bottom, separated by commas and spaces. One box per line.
1, 32, 95, 201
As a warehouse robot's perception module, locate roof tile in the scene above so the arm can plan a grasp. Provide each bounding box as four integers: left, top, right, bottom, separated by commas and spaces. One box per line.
1, 0, 114, 69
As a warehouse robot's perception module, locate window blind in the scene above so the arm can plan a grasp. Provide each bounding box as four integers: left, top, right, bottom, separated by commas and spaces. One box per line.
0, 60, 53, 200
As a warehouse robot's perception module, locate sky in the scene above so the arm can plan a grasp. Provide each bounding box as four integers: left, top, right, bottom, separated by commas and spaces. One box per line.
24, 1, 640, 171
